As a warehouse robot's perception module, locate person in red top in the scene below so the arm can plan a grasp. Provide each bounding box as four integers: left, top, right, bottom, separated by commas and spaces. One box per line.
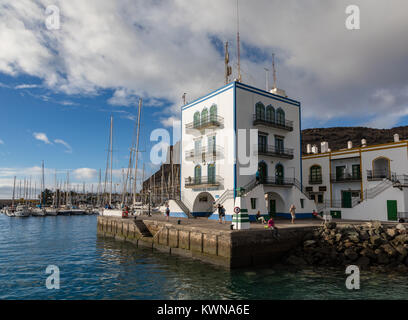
267, 216, 279, 238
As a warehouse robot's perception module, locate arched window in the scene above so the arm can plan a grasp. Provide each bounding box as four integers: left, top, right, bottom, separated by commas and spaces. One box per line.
373, 157, 390, 179
208, 163, 216, 184
210, 104, 217, 122
193, 112, 200, 128
276, 108, 285, 125
255, 102, 265, 120
194, 165, 202, 184
201, 108, 209, 125
266, 105, 275, 122
310, 165, 322, 184
275, 164, 284, 184
258, 161, 267, 184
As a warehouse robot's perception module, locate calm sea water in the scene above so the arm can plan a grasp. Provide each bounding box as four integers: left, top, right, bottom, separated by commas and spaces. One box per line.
0, 214, 407, 300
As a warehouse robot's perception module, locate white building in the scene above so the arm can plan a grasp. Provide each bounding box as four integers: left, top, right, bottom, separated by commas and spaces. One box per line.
302, 136, 408, 221
169, 81, 316, 220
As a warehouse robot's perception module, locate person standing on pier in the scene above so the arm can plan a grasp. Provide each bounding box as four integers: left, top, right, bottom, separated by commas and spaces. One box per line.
289, 204, 296, 224
165, 205, 170, 221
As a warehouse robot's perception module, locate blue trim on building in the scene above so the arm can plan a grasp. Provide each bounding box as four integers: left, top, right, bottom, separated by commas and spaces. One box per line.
170, 212, 188, 218
181, 83, 234, 111
235, 82, 300, 107
191, 211, 212, 217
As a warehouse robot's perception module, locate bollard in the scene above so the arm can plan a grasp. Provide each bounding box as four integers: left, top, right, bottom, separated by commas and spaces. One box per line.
177, 220, 181, 225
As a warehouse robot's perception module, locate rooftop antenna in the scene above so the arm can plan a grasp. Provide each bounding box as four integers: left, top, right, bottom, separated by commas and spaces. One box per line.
272, 53, 277, 89
182, 93, 187, 105
236, 0, 242, 82
224, 41, 232, 84
264, 67, 269, 91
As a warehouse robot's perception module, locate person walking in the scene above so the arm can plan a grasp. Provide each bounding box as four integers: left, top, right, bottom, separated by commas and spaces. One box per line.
165, 205, 170, 221
289, 204, 296, 224
217, 204, 222, 223
220, 205, 226, 224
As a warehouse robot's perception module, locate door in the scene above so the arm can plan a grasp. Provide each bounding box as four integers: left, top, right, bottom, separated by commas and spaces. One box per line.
208, 164, 215, 184
336, 166, 345, 181
387, 200, 398, 221
269, 199, 276, 217
258, 134, 267, 153
342, 191, 352, 208
275, 164, 284, 185
258, 162, 267, 183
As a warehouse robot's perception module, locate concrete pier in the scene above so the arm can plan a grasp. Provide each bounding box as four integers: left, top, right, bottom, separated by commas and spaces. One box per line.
97, 215, 319, 268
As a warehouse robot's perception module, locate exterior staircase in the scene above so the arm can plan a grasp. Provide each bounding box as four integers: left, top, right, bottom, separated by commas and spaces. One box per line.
173, 198, 195, 219
133, 219, 153, 237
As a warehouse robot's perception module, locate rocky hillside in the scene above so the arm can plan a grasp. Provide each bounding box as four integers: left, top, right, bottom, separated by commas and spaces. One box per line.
301, 126, 408, 154
284, 221, 408, 273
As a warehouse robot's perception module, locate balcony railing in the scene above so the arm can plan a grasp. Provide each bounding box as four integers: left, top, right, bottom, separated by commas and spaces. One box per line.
309, 176, 323, 185
185, 145, 224, 161
367, 170, 396, 181
253, 114, 293, 131
184, 175, 223, 188
255, 144, 294, 159
259, 177, 295, 187
185, 115, 224, 131
330, 173, 361, 183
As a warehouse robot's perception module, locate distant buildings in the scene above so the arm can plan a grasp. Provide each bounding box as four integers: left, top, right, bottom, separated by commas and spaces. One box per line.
302, 135, 408, 221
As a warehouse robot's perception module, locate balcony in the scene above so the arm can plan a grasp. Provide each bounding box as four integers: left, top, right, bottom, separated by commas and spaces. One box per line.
367, 170, 395, 181
185, 175, 223, 188
253, 114, 293, 131
185, 115, 224, 131
255, 144, 294, 159
330, 173, 361, 183
309, 176, 323, 185
185, 145, 224, 162
261, 177, 295, 187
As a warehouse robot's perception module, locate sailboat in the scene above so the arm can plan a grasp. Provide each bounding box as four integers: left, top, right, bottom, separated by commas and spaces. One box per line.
102, 115, 123, 217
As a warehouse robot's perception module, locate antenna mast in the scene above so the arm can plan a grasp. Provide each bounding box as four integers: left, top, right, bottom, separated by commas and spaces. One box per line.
236, 0, 242, 82
264, 68, 269, 91
272, 53, 277, 89
132, 98, 143, 205
225, 42, 232, 84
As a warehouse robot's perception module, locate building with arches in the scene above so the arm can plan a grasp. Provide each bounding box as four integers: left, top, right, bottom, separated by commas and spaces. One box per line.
171, 81, 316, 220
302, 136, 408, 221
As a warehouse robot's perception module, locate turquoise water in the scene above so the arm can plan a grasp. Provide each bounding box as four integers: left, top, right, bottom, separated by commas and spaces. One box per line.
0, 214, 407, 300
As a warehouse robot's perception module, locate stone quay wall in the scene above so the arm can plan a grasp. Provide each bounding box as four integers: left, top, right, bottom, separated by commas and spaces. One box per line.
97, 216, 315, 269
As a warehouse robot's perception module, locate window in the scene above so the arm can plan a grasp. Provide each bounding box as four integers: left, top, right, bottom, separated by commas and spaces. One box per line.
318, 194, 323, 203
194, 165, 201, 184
372, 157, 390, 178
258, 134, 267, 152
194, 139, 202, 157
275, 137, 284, 152
210, 104, 217, 122
310, 165, 322, 184
300, 199, 304, 209
193, 112, 200, 128
336, 166, 346, 180
266, 105, 275, 122
208, 135, 216, 154
255, 102, 265, 120
352, 164, 361, 179
276, 108, 285, 125
201, 108, 208, 125
251, 198, 257, 209
208, 163, 215, 184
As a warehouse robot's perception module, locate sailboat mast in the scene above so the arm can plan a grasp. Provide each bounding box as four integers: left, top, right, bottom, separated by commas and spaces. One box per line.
109, 115, 113, 206
41, 160, 45, 207
12, 176, 16, 208
132, 98, 143, 205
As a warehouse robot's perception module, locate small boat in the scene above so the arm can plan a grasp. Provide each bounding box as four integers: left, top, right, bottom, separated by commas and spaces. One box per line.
5, 207, 15, 217
14, 205, 31, 217
45, 207, 58, 216
31, 207, 46, 217
70, 209, 85, 215
101, 208, 123, 217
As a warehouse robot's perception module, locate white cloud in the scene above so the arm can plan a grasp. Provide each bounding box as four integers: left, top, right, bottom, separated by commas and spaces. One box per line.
0, 1, 408, 129
14, 84, 39, 89
54, 139, 72, 153
72, 168, 97, 180
0, 139, 4, 145
33, 132, 52, 144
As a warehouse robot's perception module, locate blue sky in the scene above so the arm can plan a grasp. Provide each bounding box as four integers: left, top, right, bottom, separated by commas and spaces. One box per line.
1, 0, 408, 197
